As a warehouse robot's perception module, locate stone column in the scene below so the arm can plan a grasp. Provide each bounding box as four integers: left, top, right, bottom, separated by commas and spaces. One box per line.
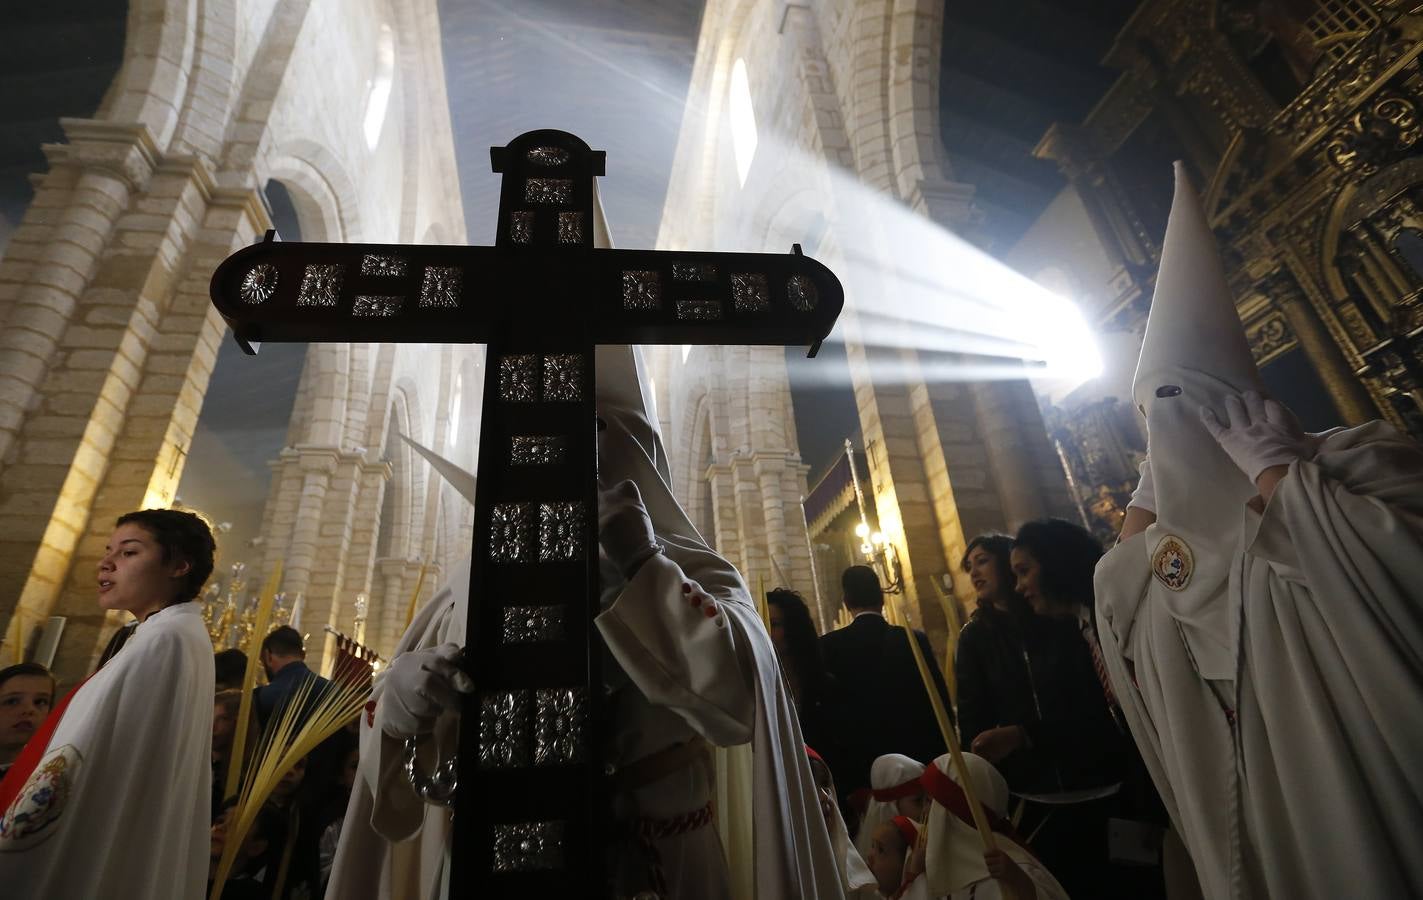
283, 448, 339, 602
845, 339, 953, 646
374, 557, 408, 658
1267, 268, 1380, 425
341, 458, 392, 647
0, 121, 157, 469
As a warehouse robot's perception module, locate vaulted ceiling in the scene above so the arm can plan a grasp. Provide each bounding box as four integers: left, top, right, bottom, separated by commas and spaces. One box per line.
939, 0, 1142, 253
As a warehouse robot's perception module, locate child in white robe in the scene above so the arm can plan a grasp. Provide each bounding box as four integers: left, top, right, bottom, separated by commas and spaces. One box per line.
855, 753, 928, 861
905, 752, 1068, 900
864, 814, 922, 898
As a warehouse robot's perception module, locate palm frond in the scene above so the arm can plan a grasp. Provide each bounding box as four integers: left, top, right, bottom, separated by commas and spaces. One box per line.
226, 562, 283, 800
209, 659, 370, 900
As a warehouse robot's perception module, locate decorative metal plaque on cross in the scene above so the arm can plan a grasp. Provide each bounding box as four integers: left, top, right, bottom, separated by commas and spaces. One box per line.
209, 130, 843, 897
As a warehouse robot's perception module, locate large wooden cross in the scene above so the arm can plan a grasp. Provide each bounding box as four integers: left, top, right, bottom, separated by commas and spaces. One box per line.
210, 130, 843, 896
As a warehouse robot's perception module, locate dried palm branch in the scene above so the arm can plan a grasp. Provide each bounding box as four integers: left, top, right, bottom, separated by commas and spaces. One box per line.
755, 574, 772, 631
209, 652, 371, 899
225, 562, 283, 801
402, 563, 429, 631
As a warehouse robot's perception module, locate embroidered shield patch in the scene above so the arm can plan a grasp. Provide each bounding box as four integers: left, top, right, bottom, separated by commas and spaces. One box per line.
1152, 535, 1194, 591
0, 744, 80, 850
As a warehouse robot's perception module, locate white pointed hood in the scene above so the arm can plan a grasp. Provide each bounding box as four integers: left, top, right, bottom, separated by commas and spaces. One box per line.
1130, 162, 1262, 679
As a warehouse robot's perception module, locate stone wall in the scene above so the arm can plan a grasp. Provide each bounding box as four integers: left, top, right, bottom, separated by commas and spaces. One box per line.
0, 0, 467, 681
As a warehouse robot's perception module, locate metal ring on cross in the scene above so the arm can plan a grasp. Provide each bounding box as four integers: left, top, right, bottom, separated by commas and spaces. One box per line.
404, 735, 459, 808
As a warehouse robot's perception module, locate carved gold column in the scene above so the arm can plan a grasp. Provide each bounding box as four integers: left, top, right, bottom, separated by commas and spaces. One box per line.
1267, 267, 1380, 425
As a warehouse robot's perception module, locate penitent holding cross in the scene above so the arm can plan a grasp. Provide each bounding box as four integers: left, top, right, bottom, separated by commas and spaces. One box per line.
209, 130, 844, 896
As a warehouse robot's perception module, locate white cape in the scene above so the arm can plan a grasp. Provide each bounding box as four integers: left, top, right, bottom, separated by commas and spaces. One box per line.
1095, 421, 1423, 898
0, 601, 214, 899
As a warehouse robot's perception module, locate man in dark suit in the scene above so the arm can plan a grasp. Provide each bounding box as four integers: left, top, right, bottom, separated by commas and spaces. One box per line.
254, 625, 329, 726
818, 565, 953, 809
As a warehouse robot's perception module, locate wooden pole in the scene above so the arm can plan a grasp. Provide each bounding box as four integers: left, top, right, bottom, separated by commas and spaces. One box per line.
886, 595, 997, 852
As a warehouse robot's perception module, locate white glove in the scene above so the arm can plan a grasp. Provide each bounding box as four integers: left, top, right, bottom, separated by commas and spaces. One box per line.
598, 479, 661, 578
1127, 457, 1155, 513
1200, 391, 1312, 483
379, 642, 474, 738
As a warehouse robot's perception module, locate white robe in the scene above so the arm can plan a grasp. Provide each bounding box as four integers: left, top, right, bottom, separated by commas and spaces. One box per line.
0, 601, 214, 899
328, 545, 844, 899
896, 842, 1064, 900
1095, 421, 1423, 899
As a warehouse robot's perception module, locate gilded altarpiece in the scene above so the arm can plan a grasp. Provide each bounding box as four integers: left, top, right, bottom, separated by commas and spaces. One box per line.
1035, 1, 1423, 515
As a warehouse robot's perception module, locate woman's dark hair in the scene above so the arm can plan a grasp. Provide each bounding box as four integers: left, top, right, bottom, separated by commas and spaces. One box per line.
767, 588, 829, 697
115, 508, 217, 604
1012, 518, 1105, 609
956, 535, 1024, 612
0, 662, 55, 698
214, 648, 248, 690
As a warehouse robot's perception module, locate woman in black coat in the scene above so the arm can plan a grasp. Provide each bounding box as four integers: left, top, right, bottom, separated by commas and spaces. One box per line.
954, 527, 1131, 898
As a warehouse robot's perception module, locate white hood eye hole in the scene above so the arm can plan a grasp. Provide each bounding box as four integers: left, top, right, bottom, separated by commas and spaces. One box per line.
1155, 385, 1183, 398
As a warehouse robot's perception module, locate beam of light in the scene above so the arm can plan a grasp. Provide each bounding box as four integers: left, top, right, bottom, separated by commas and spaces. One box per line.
729, 59, 757, 187
733, 133, 1103, 389
471, 0, 699, 113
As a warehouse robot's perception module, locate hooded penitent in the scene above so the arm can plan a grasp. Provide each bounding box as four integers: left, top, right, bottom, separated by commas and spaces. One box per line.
1131, 160, 1263, 681
1094, 162, 1423, 900
854, 753, 925, 862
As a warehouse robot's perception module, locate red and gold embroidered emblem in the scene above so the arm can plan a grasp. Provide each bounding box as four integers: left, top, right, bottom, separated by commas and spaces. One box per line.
0, 744, 80, 850
1151, 534, 1194, 591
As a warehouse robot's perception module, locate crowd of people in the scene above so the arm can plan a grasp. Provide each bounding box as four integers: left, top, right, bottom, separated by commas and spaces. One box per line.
763, 520, 1152, 900
1, 170, 1421, 899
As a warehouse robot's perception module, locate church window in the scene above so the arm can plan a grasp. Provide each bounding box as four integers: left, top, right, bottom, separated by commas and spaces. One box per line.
730, 58, 758, 187
363, 24, 396, 150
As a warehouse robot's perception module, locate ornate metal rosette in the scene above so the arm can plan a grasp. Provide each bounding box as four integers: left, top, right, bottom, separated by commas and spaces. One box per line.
239, 263, 278, 305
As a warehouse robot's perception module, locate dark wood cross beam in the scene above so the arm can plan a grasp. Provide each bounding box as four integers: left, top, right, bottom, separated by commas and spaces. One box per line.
209, 129, 843, 897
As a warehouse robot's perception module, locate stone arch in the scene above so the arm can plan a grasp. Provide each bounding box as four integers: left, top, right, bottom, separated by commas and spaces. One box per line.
265, 140, 364, 241
343, 343, 376, 450
389, 0, 426, 242
887, 0, 954, 206
303, 343, 351, 447
167, 0, 241, 158
215, 0, 317, 174
98, 0, 200, 148
363, 344, 401, 451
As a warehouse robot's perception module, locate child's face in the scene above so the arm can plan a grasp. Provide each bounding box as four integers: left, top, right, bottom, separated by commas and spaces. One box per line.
866, 821, 908, 895
895, 790, 928, 821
